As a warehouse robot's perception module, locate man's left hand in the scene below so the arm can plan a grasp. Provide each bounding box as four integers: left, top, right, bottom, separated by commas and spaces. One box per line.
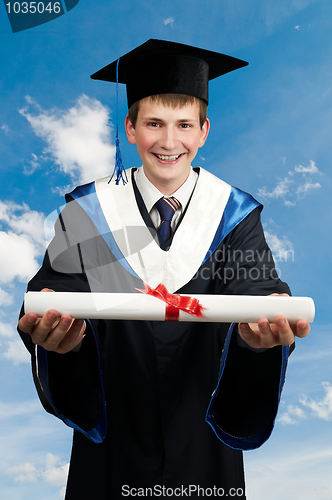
238, 293, 310, 349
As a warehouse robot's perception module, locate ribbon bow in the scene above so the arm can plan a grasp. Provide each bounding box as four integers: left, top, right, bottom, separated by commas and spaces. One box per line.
136, 283, 206, 321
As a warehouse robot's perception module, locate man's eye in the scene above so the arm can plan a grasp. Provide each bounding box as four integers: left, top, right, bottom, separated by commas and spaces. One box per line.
148, 122, 160, 127
180, 123, 191, 128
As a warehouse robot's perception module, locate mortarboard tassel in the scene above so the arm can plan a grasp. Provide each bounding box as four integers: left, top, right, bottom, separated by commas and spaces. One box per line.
109, 58, 128, 185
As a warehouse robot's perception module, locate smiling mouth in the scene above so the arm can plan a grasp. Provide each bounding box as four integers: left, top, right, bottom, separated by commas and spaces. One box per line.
154, 154, 183, 161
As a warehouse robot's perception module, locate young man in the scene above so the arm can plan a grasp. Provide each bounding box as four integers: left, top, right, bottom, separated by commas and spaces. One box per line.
18, 40, 309, 499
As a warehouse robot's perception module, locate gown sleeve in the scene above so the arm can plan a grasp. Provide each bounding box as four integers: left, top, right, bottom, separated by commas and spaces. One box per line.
205, 206, 293, 449
17, 199, 108, 443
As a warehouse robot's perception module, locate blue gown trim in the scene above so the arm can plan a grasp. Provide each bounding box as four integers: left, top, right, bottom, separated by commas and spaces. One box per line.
35, 319, 107, 443
205, 324, 289, 450
201, 186, 262, 266
68, 182, 139, 279
68, 183, 260, 279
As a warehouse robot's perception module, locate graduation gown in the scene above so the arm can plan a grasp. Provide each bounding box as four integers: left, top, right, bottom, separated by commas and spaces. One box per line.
19, 167, 291, 499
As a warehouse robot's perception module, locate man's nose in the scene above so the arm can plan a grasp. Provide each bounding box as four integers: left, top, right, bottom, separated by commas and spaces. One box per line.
160, 126, 177, 150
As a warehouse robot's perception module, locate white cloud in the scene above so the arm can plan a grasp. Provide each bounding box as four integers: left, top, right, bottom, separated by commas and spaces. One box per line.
1, 202, 46, 248
245, 443, 332, 500
5, 462, 38, 483
59, 486, 66, 497
0, 200, 45, 285
23, 153, 40, 175
258, 160, 322, 205
0, 231, 40, 284
0, 321, 16, 338
0, 201, 44, 361
51, 184, 74, 197
264, 230, 294, 262
284, 200, 296, 207
0, 231, 41, 284
1, 124, 9, 133
0, 200, 45, 364
278, 404, 307, 425
0, 288, 13, 307
4, 453, 69, 494
257, 177, 293, 199
277, 382, 332, 425
278, 412, 297, 425
42, 454, 69, 487
294, 25, 300, 30
296, 181, 321, 196
300, 382, 332, 421
3, 338, 30, 364
294, 160, 320, 174
0, 399, 40, 420
164, 17, 175, 27
290, 346, 332, 363
19, 94, 115, 185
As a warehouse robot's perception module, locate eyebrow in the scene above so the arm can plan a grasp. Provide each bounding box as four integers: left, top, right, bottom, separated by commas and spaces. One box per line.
143, 116, 163, 121
142, 116, 198, 123
178, 118, 198, 122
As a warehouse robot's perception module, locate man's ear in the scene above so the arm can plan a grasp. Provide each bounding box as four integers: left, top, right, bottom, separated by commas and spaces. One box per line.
198, 118, 210, 148
125, 115, 136, 145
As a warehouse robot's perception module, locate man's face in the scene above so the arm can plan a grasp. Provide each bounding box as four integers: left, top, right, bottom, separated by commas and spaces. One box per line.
125, 97, 210, 195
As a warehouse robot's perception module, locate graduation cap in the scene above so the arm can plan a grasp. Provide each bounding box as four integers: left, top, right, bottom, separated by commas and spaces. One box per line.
91, 39, 248, 184
91, 39, 248, 108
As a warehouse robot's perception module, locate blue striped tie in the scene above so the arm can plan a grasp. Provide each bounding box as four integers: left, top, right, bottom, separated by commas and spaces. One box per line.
155, 197, 181, 241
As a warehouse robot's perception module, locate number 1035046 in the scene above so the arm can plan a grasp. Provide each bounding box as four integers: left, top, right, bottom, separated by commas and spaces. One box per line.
5, 2, 61, 14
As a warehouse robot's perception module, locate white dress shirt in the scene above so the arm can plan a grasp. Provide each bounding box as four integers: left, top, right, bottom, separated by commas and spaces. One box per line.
134, 166, 198, 230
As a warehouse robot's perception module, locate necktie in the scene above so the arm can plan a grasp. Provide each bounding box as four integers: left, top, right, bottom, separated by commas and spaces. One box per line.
155, 197, 181, 241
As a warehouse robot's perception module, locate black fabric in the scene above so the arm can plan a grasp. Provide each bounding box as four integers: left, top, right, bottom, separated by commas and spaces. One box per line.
126, 55, 210, 108
212, 328, 282, 438
18, 190, 290, 499
90, 39, 248, 107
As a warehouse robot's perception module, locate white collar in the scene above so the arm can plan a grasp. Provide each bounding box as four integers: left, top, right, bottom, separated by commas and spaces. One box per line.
134, 166, 198, 212
94, 167, 231, 292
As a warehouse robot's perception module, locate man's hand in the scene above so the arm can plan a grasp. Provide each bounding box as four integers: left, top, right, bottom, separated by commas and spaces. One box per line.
238, 293, 310, 349
18, 288, 86, 354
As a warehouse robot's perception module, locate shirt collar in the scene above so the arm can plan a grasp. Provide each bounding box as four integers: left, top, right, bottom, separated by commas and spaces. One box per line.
134, 166, 198, 213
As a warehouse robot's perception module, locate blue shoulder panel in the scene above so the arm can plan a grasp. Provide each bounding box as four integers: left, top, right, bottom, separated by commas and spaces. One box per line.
68, 182, 139, 279
205, 324, 290, 450
201, 186, 262, 266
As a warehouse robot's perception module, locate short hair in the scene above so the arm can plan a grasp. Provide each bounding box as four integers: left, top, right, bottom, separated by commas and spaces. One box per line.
127, 94, 208, 129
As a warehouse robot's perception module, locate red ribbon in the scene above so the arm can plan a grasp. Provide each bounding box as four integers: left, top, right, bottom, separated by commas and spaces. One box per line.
136, 283, 206, 321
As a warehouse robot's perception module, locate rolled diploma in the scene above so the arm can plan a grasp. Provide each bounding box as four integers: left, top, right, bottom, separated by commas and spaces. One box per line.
24, 292, 315, 324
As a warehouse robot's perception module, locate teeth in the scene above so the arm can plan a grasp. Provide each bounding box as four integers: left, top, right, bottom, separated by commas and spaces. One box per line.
156, 154, 181, 161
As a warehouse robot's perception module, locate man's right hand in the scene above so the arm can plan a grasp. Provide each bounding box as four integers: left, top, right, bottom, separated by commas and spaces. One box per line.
18, 288, 86, 354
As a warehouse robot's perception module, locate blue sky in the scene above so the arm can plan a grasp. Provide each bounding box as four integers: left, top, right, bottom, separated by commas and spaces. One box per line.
0, 0, 331, 498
